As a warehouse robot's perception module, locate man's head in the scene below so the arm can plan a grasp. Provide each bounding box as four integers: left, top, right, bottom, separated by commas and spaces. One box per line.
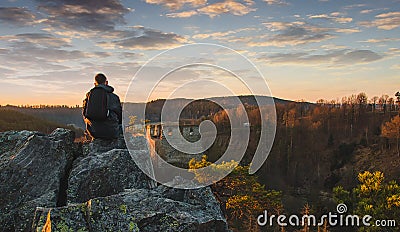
94, 73, 108, 86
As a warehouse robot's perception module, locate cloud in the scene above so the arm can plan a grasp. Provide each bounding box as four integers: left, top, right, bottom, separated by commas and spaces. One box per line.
16, 61, 138, 84
118, 52, 143, 59
334, 17, 353, 23
191, 27, 257, 45
359, 11, 400, 30
375, 12, 400, 18
193, 30, 236, 39
166, 10, 198, 18
308, 12, 353, 24
257, 49, 383, 66
0, 48, 71, 73
360, 8, 389, 14
0, 33, 71, 48
263, 0, 289, 6
360, 38, 400, 43
244, 0, 255, 5
320, 44, 348, 50
0, 37, 113, 79
197, 1, 255, 18
15, 46, 109, 62
0, 60, 144, 105
192, 20, 358, 47
0, 7, 37, 26
0, 67, 16, 76
343, 4, 366, 10
385, 48, 400, 57
0, 32, 110, 61
97, 26, 188, 50
263, 21, 303, 31
308, 14, 329, 19
334, 28, 360, 33
145, 0, 206, 10
247, 21, 335, 47
360, 9, 374, 14
35, 0, 131, 32
164, 0, 254, 18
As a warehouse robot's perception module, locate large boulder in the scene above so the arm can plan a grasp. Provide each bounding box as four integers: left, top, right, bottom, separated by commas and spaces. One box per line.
33, 188, 229, 232
0, 128, 229, 231
0, 128, 78, 231
68, 146, 152, 203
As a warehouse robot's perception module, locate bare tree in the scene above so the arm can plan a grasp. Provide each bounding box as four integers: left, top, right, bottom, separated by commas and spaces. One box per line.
388, 97, 395, 115
379, 94, 389, 114
357, 92, 368, 116
371, 96, 379, 113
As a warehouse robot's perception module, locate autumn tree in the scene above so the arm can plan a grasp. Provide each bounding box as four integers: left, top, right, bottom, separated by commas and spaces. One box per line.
189, 156, 282, 232
334, 171, 400, 232
381, 115, 400, 156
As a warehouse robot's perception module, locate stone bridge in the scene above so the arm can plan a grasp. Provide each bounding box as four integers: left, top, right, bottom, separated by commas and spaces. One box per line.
146, 122, 204, 168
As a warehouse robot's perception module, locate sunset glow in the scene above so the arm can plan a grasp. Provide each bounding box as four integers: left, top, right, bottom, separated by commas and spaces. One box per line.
0, 0, 399, 105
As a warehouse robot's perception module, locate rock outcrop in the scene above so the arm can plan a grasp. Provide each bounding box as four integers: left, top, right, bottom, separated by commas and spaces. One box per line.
33, 187, 227, 232
68, 146, 151, 203
0, 129, 229, 232
0, 128, 78, 231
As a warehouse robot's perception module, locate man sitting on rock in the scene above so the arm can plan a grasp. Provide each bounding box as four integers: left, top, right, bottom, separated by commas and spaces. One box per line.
83, 73, 122, 139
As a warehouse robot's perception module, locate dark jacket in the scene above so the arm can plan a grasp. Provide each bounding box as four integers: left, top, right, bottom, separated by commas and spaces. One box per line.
83, 84, 122, 139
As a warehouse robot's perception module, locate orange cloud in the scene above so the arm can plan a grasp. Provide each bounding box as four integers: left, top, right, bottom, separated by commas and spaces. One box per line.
359, 11, 400, 30
197, 1, 255, 18
145, 0, 206, 10
166, 10, 198, 18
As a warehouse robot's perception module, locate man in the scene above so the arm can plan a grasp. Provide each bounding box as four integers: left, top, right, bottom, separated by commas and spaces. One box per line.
83, 73, 122, 139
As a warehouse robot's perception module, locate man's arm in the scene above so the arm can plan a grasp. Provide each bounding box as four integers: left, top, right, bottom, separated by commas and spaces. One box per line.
82, 92, 90, 118
116, 95, 122, 124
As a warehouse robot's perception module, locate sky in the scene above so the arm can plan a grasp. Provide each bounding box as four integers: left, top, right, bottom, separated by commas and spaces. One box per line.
0, 0, 399, 105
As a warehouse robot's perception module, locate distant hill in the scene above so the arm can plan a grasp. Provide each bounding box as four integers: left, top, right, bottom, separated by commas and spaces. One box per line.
1, 105, 85, 129
123, 95, 310, 122
0, 109, 83, 136
1, 96, 308, 129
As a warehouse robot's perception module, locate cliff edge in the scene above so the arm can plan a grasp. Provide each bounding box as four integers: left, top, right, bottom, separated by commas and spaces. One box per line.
0, 128, 228, 231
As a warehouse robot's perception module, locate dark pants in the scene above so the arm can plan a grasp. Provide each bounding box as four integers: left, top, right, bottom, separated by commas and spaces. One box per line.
86, 119, 121, 140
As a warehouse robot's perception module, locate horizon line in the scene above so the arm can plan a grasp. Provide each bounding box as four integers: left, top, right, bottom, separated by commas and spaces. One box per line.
1, 92, 399, 108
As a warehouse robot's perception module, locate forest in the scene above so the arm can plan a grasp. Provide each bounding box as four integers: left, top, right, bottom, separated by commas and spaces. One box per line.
189, 92, 400, 232
0, 105, 85, 129
1, 92, 399, 231
0, 108, 83, 136
127, 92, 400, 231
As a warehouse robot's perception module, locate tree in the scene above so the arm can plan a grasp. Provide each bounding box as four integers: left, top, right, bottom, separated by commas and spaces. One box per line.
381, 115, 400, 156
388, 98, 395, 114
379, 95, 389, 114
370, 96, 379, 113
333, 171, 400, 232
395, 92, 400, 112
189, 156, 283, 231
357, 93, 368, 111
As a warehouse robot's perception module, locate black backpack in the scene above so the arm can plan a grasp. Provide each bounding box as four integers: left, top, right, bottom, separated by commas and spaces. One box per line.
84, 87, 109, 121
